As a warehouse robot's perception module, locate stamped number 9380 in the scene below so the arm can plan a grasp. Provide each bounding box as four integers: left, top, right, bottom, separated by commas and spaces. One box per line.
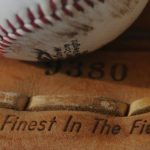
44, 61, 128, 82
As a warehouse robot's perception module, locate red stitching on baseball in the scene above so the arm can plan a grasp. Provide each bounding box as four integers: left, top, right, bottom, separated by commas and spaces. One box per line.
0, 42, 9, 48
27, 8, 42, 29
84, 0, 94, 7
74, 1, 84, 12
50, 0, 62, 20
38, 4, 52, 25
1, 39, 11, 45
16, 15, 32, 33
61, 0, 74, 17
0, 0, 98, 54
7, 20, 22, 36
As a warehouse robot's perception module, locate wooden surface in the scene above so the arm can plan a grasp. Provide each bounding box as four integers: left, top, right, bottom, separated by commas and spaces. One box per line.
0, 3, 149, 150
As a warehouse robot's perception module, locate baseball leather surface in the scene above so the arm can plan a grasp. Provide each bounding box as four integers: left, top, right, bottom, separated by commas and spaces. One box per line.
0, 0, 148, 61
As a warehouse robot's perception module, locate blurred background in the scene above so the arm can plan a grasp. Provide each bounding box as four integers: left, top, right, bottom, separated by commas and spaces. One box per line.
100, 2, 150, 51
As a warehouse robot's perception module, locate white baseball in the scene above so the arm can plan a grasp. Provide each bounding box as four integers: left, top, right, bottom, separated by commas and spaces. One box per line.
0, 0, 148, 61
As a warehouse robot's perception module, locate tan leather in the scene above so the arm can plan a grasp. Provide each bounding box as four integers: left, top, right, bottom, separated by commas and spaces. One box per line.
0, 3, 149, 150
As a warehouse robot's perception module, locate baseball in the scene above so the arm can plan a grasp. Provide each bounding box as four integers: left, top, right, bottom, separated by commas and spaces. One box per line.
0, 0, 148, 61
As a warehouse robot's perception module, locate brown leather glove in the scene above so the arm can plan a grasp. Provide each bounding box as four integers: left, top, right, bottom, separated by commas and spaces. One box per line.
0, 3, 149, 150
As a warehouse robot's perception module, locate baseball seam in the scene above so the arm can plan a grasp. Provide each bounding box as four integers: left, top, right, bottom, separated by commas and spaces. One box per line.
0, 0, 103, 55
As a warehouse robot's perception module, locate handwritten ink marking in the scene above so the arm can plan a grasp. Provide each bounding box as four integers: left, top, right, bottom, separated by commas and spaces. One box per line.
64, 40, 81, 57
